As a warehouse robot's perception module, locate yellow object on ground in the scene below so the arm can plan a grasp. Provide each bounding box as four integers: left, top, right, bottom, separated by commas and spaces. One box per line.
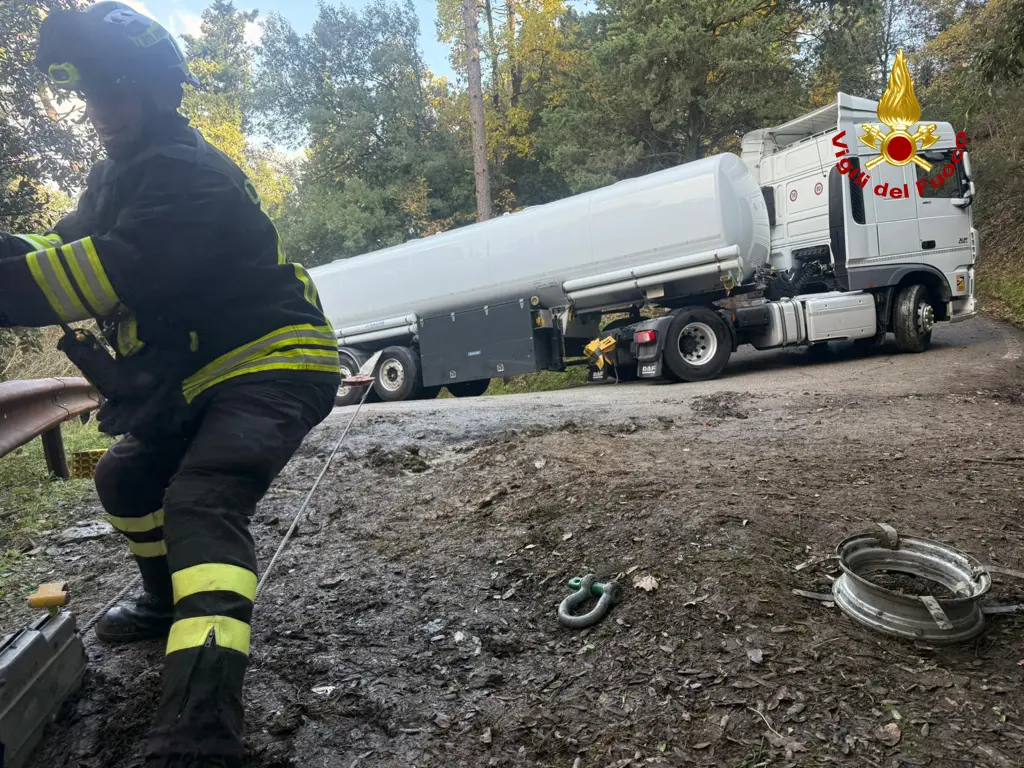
71, 448, 107, 479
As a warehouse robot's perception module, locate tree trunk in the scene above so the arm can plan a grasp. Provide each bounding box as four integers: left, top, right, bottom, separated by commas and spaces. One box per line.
483, 0, 501, 108
462, 0, 493, 222
505, 0, 523, 106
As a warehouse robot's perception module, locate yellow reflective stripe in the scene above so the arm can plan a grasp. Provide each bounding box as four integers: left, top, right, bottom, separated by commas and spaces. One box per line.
182, 324, 338, 398
189, 332, 199, 353
129, 540, 168, 558
293, 264, 319, 306
108, 509, 165, 533
42, 233, 64, 247
62, 239, 119, 316
25, 248, 90, 322
167, 616, 251, 656
14, 234, 51, 251
171, 563, 257, 604
117, 315, 145, 356
183, 348, 340, 403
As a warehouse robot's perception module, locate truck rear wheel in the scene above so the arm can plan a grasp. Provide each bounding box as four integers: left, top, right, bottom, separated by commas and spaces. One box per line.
894, 284, 934, 353
335, 350, 366, 407
447, 379, 490, 398
662, 307, 732, 382
373, 346, 424, 402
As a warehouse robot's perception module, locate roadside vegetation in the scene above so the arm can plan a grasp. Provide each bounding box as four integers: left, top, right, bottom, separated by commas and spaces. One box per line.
0, 418, 111, 602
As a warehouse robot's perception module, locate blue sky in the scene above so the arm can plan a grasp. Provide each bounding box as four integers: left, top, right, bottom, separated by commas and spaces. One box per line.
124, 0, 459, 81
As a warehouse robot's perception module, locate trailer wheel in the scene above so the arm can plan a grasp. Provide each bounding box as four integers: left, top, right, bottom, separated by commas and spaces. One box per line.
662, 307, 732, 382
894, 284, 934, 353
447, 379, 491, 398
335, 351, 366, 407
373, 346, 424, 402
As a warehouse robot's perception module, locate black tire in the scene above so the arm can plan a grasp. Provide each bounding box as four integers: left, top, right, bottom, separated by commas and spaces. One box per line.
807, 341, 831, 360
334, 351, 365, 407
447, 379, 491, 398
420, 385, 442, 400
662, 307, 732, 383
852, 333, 885, 354
893, 284, 934, 353
372, 346, 423, 402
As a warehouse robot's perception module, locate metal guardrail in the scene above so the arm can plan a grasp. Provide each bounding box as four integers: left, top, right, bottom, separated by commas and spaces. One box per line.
0, 378, 101, 480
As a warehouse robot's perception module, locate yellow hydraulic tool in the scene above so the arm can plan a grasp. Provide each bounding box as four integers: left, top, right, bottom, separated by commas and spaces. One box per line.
584, 336, 618, 372
27, 582, 69, 616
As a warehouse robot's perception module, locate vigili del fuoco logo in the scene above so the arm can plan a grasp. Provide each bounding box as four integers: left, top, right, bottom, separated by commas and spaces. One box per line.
831, 48, 968, 199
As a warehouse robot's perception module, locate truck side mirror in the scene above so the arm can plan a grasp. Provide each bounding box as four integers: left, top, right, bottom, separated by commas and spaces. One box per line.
952, 181, 975, 209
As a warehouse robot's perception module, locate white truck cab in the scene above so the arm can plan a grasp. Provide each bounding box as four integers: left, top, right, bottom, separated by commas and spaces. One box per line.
741, 92, 977, 327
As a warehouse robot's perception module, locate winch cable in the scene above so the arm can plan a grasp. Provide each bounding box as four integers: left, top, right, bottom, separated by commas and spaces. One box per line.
254, 379, 374, 603
81, 377, 375, 640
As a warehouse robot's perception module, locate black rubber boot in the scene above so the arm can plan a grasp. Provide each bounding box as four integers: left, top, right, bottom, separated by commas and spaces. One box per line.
94, 590, 174, 643
95, 557, 174, 643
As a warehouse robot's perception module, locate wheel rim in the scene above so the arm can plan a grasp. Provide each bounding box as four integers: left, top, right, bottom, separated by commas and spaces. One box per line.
378, 359, 405, 392
677, 322, 718, 366
337, 363, 353, 398
916, 302, 935, 335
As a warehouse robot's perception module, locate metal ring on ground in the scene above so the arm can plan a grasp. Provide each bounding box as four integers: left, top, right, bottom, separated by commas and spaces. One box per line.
558, 574, 623, 629
831, 527, 991, 644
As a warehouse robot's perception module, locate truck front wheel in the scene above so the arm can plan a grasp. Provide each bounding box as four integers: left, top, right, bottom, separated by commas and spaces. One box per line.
662, 307, 732, 382
373, 346, 424, 402
894, 284, 934, 353
447, 379, 490, 398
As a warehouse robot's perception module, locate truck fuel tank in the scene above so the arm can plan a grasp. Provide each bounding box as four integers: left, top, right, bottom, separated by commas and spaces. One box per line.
742, 292, 876, 350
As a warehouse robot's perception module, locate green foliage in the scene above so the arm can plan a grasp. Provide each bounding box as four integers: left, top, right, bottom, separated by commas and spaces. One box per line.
538, 0, 806, 192
0, 419, 113, 601
485, 366, 588, 396
917, 0, 1024, 323
0, 0, 99, 231
181, 0, 294, 217
254, 0, 474, 264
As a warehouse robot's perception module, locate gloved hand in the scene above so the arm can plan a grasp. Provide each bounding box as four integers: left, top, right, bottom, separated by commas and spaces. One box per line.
95, 386, 188, 442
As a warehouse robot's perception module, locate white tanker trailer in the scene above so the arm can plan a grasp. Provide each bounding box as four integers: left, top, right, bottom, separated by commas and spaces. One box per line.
309, 92, 979, 405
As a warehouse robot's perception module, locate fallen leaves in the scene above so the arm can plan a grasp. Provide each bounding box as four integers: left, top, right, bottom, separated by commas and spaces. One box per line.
633, 574, 659, 591
747, 648, 764, 664
876, 722, 902, 747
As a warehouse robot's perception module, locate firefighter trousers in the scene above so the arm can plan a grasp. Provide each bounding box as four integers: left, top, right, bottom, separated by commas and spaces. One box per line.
93, 376, 337, 762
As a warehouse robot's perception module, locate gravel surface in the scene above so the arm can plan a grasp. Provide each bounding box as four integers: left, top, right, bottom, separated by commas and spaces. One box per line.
7, 317, 1024, 768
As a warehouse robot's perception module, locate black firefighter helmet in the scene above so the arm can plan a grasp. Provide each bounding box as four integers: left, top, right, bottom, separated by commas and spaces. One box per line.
35, 1, 199, 107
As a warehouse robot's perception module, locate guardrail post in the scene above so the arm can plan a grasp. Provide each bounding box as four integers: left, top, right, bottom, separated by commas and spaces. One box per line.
41, 426, 70, 481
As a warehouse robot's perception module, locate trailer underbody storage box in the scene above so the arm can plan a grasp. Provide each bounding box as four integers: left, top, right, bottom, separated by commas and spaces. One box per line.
418, 299, 557, 388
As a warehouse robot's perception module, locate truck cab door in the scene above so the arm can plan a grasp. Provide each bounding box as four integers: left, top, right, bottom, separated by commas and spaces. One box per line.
913, 149, 974, 255
872, 161, 918, 259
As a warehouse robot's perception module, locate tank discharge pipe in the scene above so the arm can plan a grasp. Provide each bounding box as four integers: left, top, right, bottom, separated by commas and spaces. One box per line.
337, 314, 419, 338
567, 260, 740, 304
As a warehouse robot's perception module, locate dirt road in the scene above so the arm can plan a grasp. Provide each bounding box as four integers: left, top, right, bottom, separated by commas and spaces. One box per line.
16, 317, 1024, 768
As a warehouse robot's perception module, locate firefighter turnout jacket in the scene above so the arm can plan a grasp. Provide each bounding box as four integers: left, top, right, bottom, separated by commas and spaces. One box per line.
0, 113, 340, 409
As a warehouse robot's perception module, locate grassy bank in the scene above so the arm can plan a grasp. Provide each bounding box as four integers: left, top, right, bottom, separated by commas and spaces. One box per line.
0, 419, 112, 600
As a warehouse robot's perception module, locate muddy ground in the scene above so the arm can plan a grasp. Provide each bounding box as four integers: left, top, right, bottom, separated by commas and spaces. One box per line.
5, 326, 1024, 768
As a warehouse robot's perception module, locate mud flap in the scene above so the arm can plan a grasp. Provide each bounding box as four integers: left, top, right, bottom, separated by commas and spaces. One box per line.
638, 359, 662, 378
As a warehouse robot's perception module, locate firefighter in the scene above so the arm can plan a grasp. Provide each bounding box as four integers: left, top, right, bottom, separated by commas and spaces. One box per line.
0, 3, 341, 765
